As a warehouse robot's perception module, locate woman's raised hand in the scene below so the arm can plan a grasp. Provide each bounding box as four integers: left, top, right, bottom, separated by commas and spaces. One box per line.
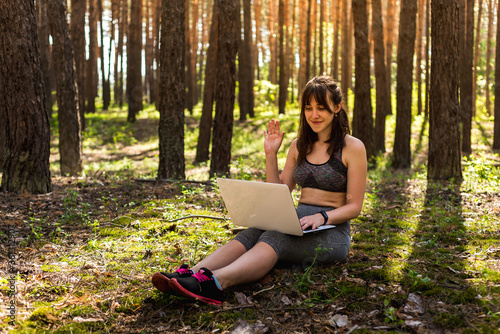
264, 119, 285, 156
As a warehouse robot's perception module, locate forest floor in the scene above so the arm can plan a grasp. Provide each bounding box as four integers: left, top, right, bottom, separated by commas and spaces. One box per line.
1, 106, 499, 333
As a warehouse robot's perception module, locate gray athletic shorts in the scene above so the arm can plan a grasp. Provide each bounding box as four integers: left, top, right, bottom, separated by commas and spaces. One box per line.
233, 203, 351, 267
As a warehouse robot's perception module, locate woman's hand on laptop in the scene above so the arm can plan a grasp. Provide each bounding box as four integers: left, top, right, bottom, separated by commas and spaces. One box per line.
299, 214, 325, 231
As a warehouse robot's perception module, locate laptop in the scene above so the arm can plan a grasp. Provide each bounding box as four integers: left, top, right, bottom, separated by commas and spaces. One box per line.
217, 178, 335, 236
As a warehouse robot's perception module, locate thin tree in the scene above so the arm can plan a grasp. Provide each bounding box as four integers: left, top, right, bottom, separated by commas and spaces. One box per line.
87, 0, 98, 113
485, 0, 494, 116
184, 0, 194, 114
98, 0, 110, 111
127, 0, 143, 122
239, 0, 255, 120
415, 0, 425, 115
392, 0, 417, 169
298, 0, 307, 92
0, 0, 52, 193
268, 0, 278, 84
195, 1, 219, 163
0, 74, 4, 170
385, 0, 397, 114
254, 0, 263, 80
494, 0, 500, 149
472, 0, 484, 115
191, 0, 199, 104
372, 0, 390, 153
460, 0, 474, 154
428, 0, 462, 180
332, 0, 340, 80
158, 0, 185, 179
38, 0, 54, 117
209, 0, 239, 177
47, 0, 83, 176
70, 0, 86, 129
278, 0, 288, 114
424, 0, 431, 116
352, 0, 374, 159
341, 0, 351, 109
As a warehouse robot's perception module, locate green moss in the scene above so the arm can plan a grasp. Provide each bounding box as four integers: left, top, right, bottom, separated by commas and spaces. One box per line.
432, 312, 466, 328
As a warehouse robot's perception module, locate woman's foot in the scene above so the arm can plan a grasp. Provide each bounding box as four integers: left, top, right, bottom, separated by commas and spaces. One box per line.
168, 268, 224, 305
151, 264, 193, 293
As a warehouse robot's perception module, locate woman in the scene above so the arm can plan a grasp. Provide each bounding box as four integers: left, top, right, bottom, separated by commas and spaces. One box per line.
151, 76, 367, 305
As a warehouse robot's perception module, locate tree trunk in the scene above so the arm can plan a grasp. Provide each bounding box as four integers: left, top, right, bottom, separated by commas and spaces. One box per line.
37, 0, 55, 117
424, 0, 431, 116
71, 0, 86, 129
472, 0, 484, 115
87, 0, 98, 113
278, 0, 288, 114
485, 0, 494, 116
298, 0, 307, 92
47, 0, 83, 177
493, 0, 500, 149
195, 1, 219, 163
115, 0, 127, 108
352, 0, 374, 159
460, 0, 474, 154
392, 0, 417, 169
332, 0, 340, 80
415, 0, 425, 115
191, 0, 199, 105
209, 0, 239, 177
0, 74, 4, 171
158, 0, 185, 179
254, 0, 263, 81
385, 0, 397, 115
239, 0, 254, 120
98, 0, 110, 111
341, 0, 351, 109
0, 0, 52, 193
428, 0, 462, 180
268, 0, 278, 84
127, 0, 143, 122
319, 0, 325, 74
372, 0, 390, 154
184, 0, 194, 114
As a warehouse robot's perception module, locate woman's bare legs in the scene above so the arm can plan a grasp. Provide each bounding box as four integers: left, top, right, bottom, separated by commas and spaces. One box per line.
191, 239, 248, 273
212, 242, 278, 289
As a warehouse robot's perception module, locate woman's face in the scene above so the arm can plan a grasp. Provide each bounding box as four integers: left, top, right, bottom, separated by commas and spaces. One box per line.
304, 96, 339, 139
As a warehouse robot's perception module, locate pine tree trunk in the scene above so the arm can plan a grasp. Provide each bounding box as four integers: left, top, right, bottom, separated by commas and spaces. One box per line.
47, 0, 83, 176
38, 0, 55, 117
428, 0, 462, 180
332, 0, 340, 79
184, 0, 194, 114
472, 0, 484, 115
415, 0, 425, 115
372, 0, 389, 154
493, 0, 500, 149
278, 0, 288, 114
269, 0, 278, 84
486, 0, 494, 116
116, 0, 127, 108
70, 0, 86, 129
158, 0, 185, 179
341, 0, 351, 109
392, 0, 417, 169
209, 0, 239, 177
254, 0, 263, 81
87, 0, 98, 113
127, 0, 143, 122
460, 0, 474, 154
195, 1, 218, 163
191, 0, 199, 105
424, 0, 431, 116
98, 0, 110, 110
319, 0, 325, 74
298, 0, 307, 92
385, 0, 397, 115
239, 0, 254, 120
0, 0, 52, 193
0, 74, 5, 170
352, 0, 374, 159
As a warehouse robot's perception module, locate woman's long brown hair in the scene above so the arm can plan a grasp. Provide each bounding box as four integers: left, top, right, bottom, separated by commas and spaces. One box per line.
296, 76, 350, 166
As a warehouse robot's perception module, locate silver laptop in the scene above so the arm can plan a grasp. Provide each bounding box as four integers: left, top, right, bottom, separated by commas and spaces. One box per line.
217, 178, 335, 236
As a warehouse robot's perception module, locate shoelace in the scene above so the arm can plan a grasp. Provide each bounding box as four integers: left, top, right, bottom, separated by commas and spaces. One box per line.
193, 271, 211, 282
176, 268, 191, 275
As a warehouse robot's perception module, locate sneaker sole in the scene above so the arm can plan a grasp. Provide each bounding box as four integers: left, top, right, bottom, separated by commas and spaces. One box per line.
168, 279, 222, 305
151, 273, 173, 293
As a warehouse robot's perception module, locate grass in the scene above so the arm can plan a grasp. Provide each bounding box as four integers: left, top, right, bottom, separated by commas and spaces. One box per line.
0, 93, 499, 333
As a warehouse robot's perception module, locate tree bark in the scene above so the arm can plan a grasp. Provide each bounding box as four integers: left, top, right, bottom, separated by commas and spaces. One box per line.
485, 0, 494, 116
268, 0, 278, 84
352, 0, 374, 159
158, 0, 185, 179
0, 0, 52, 193
254, 0, 263, 81
460, 0, 474, 154
184, 0, 194, 114
493, 0, 500, 149
98, 0, 110, 111
392, 0, 417, 169
209, 0, 239, 177
278, 0, 288, 114
37, 0, 55, 117
47, 0, 83, 176
415, 0, 425, 115
385, 0, 397, 115
239, 0, 255, 120
372, 0, 390, 154
332, 0, 340, 80
87, 0, 98, 113
127, 0, 143, 122
428, 0, 462, 180
70, 0, 86, 130
195, 1, 219, 164
472, 0, 484, 115
341, 0, 351, 109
